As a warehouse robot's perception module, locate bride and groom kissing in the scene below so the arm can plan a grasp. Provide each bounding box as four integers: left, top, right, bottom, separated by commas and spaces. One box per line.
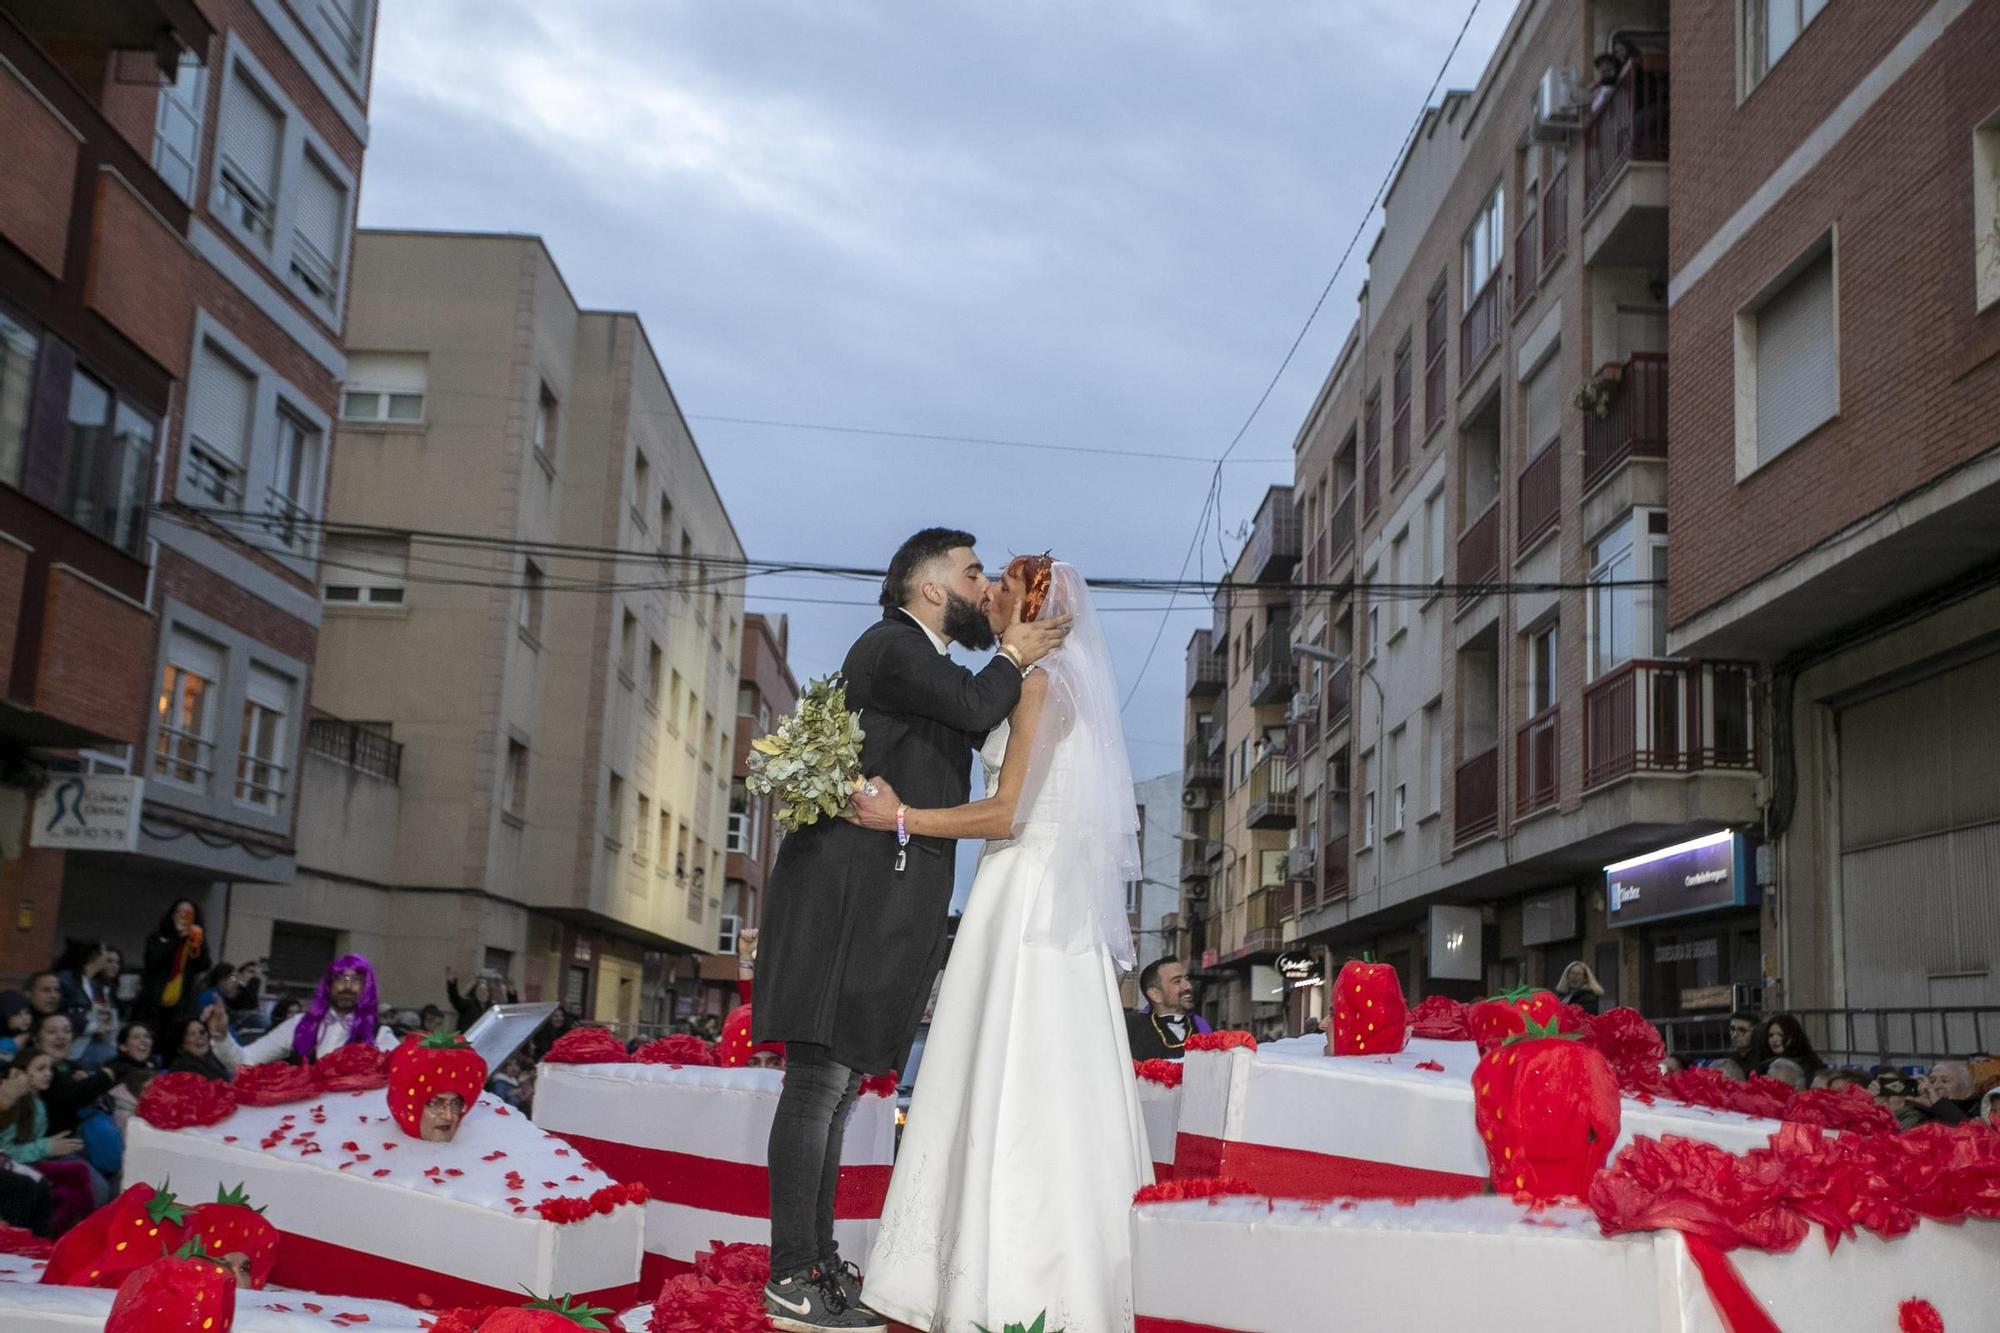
753, 527, 1152, 1333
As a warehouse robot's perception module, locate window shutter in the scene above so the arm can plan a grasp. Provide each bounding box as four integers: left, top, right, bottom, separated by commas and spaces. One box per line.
189, 342, 255, 469
323, 536, 408, 594
345, 352, 426, 395
247, 663, 294, 714
1525, 351, 1562, 455
219, 70, 283, 196
167, 626, 226, 684
295, 154, 346, 269
1755, 251, 1837, 464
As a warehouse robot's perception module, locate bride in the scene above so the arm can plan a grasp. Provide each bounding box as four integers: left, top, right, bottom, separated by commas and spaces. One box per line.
848, 555, 1150, 1333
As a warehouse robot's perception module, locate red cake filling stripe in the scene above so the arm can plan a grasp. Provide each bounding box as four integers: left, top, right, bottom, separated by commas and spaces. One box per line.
555, 1131, 892, 1218
1135, 1318, 1253, 1332
273, 1229, 639, 1313
1171, 1134, 1486, 1199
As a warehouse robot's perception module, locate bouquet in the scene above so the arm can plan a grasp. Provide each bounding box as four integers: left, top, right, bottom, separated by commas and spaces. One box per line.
746, 675, 865, 833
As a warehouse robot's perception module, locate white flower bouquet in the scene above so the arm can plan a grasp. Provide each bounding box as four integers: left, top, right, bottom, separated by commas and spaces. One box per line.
746, 675, 866, 833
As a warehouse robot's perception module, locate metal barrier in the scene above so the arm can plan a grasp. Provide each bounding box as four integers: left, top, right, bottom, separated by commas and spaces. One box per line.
1654, 1006, 2000, 1068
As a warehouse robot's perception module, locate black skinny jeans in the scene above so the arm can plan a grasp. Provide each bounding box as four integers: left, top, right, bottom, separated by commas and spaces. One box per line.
768, 1042, 864, 1278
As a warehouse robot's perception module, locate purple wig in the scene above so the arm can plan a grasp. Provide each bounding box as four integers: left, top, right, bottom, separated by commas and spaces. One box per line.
293, 954, 380, 1062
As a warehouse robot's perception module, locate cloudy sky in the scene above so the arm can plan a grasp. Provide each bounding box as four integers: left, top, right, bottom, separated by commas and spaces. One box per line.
356, 0, 1512, 784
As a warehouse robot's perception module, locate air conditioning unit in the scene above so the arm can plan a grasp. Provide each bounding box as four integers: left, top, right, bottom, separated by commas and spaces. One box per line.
1286, 692, 1320, 724
1182, 788, 1211, 810
1532, 66, 1583, 142
1185, 881, 1210, 903
1327, 765, 1352, 798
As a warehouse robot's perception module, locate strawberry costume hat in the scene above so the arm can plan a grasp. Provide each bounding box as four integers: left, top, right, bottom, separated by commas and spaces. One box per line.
717, 1004, 783, 1068
388, 1029, 489, 1137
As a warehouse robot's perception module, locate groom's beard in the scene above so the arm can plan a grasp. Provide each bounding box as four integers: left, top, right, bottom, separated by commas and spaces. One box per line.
943, 593, 997, 651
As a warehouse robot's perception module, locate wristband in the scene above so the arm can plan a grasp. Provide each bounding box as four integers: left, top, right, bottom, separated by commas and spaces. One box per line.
896, 803, 909, 847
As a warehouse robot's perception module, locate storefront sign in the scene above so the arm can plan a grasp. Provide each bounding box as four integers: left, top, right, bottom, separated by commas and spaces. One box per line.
1680, 984, 1735, 1011
1654, 939, 1720, 963
1605, 831, 1758, 928
1276, 951, 1323, 986
29, 775, 142, 851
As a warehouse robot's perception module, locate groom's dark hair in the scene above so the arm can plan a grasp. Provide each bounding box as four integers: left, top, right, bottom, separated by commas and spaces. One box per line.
880, 528, 978, 609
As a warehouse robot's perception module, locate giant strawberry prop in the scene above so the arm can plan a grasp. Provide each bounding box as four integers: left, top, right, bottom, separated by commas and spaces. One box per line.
185, 1183, 279, 1289
105, 1236, 236, 1333
1328, 957, 1408, 1056
1473, 1016, 1621, 1201
41, 1182, 187, 1288
388, 1027, 489, 1138
479, 1292, 618, 1330
1468, 984, 1562, 1053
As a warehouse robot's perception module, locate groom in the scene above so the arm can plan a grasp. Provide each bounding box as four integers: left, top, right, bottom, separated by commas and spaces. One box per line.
755, 527, 1070, 1331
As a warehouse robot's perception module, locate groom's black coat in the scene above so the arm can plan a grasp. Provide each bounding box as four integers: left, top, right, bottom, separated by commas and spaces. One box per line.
753, 610, 1022, 1073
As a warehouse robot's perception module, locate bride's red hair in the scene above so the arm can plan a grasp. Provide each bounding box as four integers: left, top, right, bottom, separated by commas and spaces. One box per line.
1005, 554, 1055, 622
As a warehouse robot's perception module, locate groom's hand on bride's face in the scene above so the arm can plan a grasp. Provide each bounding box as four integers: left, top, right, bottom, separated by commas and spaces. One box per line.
1002, 613, 1071, 666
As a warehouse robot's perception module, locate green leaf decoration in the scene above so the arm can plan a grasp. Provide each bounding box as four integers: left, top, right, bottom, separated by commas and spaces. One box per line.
146, 1187, 186, 1228
975, 1316, 1062, 1333
1500, 1014, 1583, 1047
520, 1292, 613, 1329
214, 1182, 266, 1214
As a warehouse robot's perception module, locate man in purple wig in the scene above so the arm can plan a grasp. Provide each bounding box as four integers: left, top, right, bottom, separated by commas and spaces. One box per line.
215, 954, 396, 1068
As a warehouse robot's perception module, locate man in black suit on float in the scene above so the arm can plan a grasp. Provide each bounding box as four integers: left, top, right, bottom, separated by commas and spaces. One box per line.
754, 527, 1070, 1332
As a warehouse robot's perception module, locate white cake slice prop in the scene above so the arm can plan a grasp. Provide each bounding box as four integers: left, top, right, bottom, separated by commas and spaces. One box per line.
1133, 1072, 1181, 1183
0, 1252, 435, 1332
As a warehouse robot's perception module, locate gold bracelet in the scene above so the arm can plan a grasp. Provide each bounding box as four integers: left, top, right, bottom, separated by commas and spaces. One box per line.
999, 644, 1027, 672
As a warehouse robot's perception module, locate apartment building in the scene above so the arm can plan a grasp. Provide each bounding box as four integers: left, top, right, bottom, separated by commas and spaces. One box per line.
1662, 0, 2000, 1042
1200, 0, 1773, 1033
1128, 769, 1185, 1004
0, 0, 376, 980
225, 230, 745, 1027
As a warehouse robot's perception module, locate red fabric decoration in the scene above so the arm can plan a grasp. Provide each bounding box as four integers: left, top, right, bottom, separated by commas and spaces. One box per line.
1184, 1030, 1256, 1053
233, 1062, 321, 1107
1330, 960, 1408, 1057
634, 1034, 717, 1067
1467, 987, 1561, 1054
693, 1241, 770, 1287
1900, 1299, 1946, 1333
1781, 1086, 1900, 1136
0, 1224, 51, 1258
1683, 1234, 1783, 1333
135, 1072, 238, 1130
1133, 1176, 1259, 1206
1408, 995, 1472, 1041
1133, 1059, 1184, 1089
541, 1027, 630, 1065
1473, 1023, 1621, 1202
859, 1071, 900, 1098
648, 1273, 769, 1333
315, 1043, 391, 1092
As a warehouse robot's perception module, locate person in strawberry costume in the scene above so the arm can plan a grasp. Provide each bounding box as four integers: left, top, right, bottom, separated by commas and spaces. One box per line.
39, 1181, 186, 1288
185, 1183, 280, 1289
477, 1291, 619, 1330
1472, 1016, 1621, 1201
388, 1028, 488, 1141
104, 1236, 236, 1333
718, 927, 783, 1069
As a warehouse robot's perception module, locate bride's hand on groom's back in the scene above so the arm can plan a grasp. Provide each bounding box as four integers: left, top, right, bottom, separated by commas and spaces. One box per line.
848, 776, 903, 831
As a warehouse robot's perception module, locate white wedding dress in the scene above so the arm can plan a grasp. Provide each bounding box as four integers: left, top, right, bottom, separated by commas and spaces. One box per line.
862, 719, 1151, 1333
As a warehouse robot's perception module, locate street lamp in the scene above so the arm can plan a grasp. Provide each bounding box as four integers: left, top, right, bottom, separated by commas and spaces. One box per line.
1292, 642, 1385, 902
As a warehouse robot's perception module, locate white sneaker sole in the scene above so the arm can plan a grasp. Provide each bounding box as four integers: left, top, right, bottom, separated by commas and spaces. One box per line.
766, 1314, 888, 1333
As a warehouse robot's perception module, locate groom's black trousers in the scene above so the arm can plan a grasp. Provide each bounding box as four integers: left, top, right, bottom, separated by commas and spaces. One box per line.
769, 1042, 865, 1277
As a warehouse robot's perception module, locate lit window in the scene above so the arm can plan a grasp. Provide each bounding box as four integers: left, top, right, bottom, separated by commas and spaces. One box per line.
235, 665, 294, 810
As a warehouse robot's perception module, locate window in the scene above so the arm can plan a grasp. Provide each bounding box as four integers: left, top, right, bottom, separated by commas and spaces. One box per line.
1978, 121, 2000, 313
1366, 606, 1380, 661
152, 53, 206, 204
647, 643, 664, 708
291, 149, 347, 308
620, 610, 638, 683
1393, 783, 1407, 832
667, 671, 683, 734
1743, 0, 1829, 92
632, 451, 650, 513
340, 353, 426, 423
1388, 532, 1408, 638
1422, 701, 1443, 815
217, 65, 284, 244
236, 664, 294, 810
1386, 726, 1405, 833
605, 772, 625, 848
657, 493, 674, 549
533, 384, 558, 462
1589, 512, 1668, 678
1520, 144, 1540, 236
1424, 278, 1448, 434
1525, 348, 1562, 457
322, 535, 407, 605
62, 372, 154, 554
702, 712, 717, 770
727, 779, 751, 854
266, 408, 319, 549
656, 809, 671, 874
185, 339, 255, 507
736, 684, 756, 717
635, 795, 651, 860
502, 740, 528, 818
519, 560, 544, 640
1462, 184, 1504, 302
1361, 751, 1377, 849
318, 0, 370, 75
1737, 246, 1837, 471
155, 631, 224, 789
0, 310, 35, 489
1527, 623, 1558, 716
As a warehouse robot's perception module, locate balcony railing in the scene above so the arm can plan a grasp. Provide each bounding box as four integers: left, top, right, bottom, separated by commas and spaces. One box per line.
1454, 744, 1500, 846
1424, 294, 1448, 435
1512, 212, 1538, 317
1248, 491, 1302, 583
1584, 56, 1671, 214
1321, 832, 1351, 904
1324, 661, 1352, 733
1283, 844, 1317, 920
1583, 659, 1759, 790
1180, 839, 1213, 882
1583, 352, 1668, 491
1460, 274, 1501, 379
1245, 752, 1296, 829
1186, 629, 1224, 697
307, 713, 403, 783
1243, 887, 1284, 956
1516, 706, 1559, 816
1541, 162, 1569, 276
1250, 619, 1297, 706
1456, 500, 1500, 606
1330, 488, 1356, 560
1184, 731, 1222, 787
1391, 358, 1412, 480
1517, 441, 1561, 551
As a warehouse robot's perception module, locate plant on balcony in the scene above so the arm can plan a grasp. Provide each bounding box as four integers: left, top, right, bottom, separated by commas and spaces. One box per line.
1571, 378, 1613, 418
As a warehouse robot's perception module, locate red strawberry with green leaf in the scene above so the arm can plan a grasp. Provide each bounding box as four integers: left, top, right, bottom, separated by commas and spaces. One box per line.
1328, 957, 1408, 1056
1468, 985, 1561, 1053
40, 1182, 187, 1288
1472, 1016, 1621, 1201
477, 1292, 619, 1330
105, 1236, 236, 1333
185, 1183, 279, 1289
388, 1028, 489, 1138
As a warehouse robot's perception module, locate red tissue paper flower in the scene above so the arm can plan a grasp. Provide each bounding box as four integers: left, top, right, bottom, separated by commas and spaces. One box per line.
1581, 1007, 1667, 1093
648, 1273, 767, 1333
1184, 1029, 1257, 1053
694, 1241, 771, 1287
1408, 995, 1472, 1041
541, 1027, 630, 1065
1133, 1059, 1184, 1089
1133, 1176, 1258, 1206
0, 1224, 51, 1258
634, 1034, 716, 1067
315, 1043, 391, 1092
536, 1181, 648, 1223
859, 1071, 900, 1098
136, 1072, 238, 1130
1899, 1299, 1945, 1333
233, 1062, 321, 1107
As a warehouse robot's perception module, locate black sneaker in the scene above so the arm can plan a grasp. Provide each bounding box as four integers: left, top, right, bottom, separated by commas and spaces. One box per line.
763, 1266, 887, 1331
819, 1252, 865, 1309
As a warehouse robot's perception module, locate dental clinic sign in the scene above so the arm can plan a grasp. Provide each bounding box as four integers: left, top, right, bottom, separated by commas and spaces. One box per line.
1604, 830, 1757, 928
31, 775, 143, 852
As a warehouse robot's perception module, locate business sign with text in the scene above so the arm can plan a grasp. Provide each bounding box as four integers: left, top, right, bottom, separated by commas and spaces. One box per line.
30, 775, 143, 852
1605, 831, 1758, 929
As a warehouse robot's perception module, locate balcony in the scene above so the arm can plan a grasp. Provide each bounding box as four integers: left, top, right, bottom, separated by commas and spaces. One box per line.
1248, 489, 1301, 583
1184, 730, 1223, 788
1517, 441, 1561, 552
1241, 887, 1284, 957
1540, 162, 1569, 277
1391, 362, 1412, 480
1583, 660, 1759, 790
1454, 745, 1500, 846
1512, 213, 1538, 317
1180, 838, 1214, 883
307, 713, 404, 783
1245, 752, 1296, 829
1460, 274, 1501, 380
1300, 529, 1328, 589
1330, 488, 1356, 561
1582, 56, 1670, 266
1583, 352, 1668, 491
1186, 629, 1224, 697
1283, 845, 1316, 919
1515, 706, 1558, 817
1250, 619, 1297, 706
1324, 661, 1352, 734
1456, 500, 1500, 607
1321, 832, 1351, 904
